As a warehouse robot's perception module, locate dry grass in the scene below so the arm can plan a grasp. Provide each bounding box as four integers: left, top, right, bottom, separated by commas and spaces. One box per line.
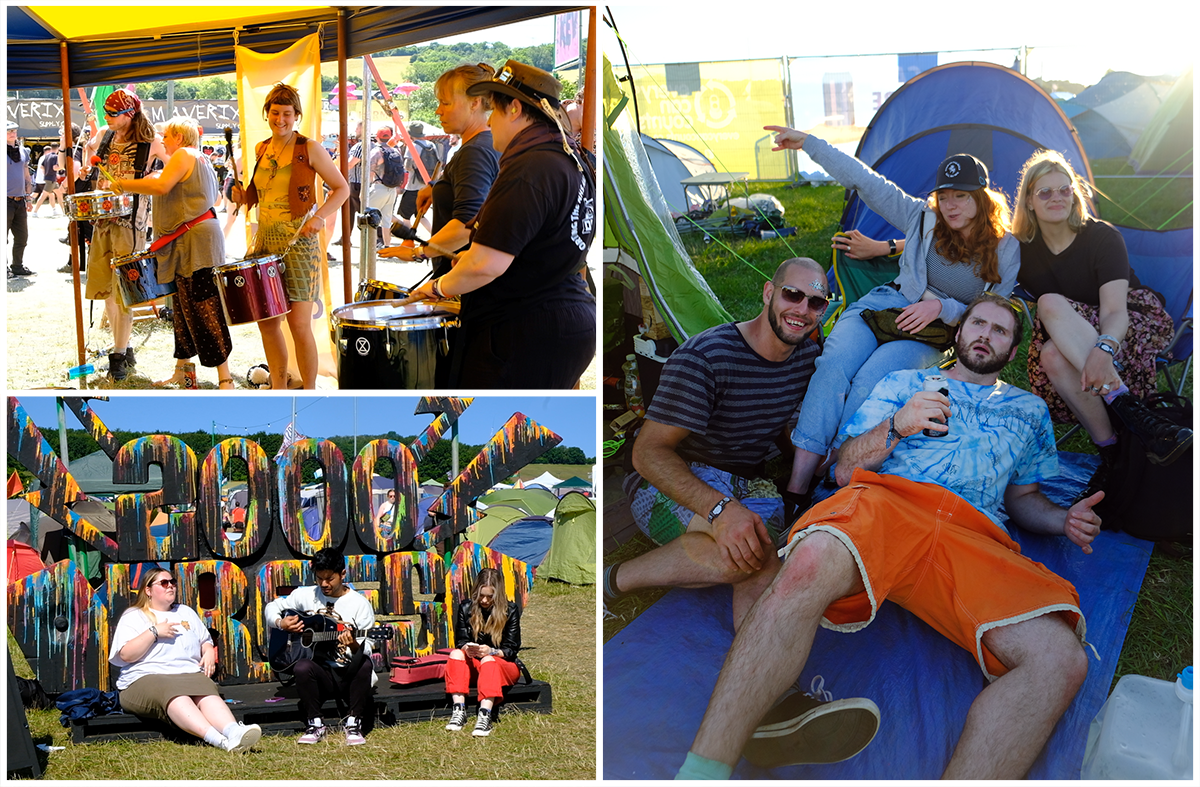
9, 580, 596, 780
6, 213, 596, 390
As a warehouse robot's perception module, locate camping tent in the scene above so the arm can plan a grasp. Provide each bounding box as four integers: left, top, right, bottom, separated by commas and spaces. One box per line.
538, 492, 596, 585
605, 54, 732, 343
1130, 68, 1194, 175
477, 487, 560, 517
1058, 71, 1168, 161
553, 476, 593, 496
525, 471, 565, 491
641, 135, 717, 214
843, 62, 1094, 244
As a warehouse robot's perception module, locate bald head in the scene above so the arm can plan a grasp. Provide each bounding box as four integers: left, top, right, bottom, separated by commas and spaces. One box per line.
772, 257, 827, 295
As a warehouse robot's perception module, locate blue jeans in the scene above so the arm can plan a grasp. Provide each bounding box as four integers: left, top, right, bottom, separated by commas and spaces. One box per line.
791, 286, 945, 454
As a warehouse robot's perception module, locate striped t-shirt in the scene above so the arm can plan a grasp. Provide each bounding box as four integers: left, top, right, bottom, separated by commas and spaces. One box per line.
925, 242, 987, 306
645, 322, 819, 477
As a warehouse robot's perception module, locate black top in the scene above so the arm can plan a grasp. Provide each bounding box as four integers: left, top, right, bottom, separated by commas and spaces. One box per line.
455, 599, 521, 661
430, 130, 499, 279
1018, 217, 1142, 306
464, 130, 596, 326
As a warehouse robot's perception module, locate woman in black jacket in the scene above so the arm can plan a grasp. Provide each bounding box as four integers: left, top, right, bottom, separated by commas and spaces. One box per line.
444, 568, 521, 736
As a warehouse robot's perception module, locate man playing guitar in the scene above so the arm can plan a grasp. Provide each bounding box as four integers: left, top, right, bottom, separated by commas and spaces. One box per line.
264, 548, 377, 746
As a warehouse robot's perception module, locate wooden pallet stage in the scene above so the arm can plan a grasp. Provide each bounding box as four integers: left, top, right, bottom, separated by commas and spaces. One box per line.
68, 677, 553, 744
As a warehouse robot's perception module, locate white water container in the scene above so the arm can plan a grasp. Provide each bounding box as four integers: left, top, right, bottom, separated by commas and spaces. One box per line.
1080, 667, 1193, 779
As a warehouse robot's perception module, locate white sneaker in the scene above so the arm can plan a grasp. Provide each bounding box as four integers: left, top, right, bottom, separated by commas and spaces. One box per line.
222, 723, 262, 753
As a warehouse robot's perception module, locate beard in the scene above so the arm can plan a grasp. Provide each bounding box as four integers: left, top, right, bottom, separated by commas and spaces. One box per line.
955, 335, 1010, 375
766, 297, 810, 346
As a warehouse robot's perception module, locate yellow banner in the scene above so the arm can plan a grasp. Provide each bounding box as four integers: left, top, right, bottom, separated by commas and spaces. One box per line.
630, 58, 788, 179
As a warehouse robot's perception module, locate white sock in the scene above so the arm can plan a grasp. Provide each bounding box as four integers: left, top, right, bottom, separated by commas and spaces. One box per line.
222, 721, 242, 739
202, 727, 227, 748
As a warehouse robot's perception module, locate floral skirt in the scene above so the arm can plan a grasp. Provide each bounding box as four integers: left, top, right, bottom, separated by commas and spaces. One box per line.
1027, 287, 1173, 423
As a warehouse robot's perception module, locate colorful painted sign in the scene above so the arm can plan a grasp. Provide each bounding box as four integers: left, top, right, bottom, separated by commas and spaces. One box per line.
7, 397, 556, 691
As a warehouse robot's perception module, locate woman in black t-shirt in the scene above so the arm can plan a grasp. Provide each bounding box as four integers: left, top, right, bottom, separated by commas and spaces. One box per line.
399, 60, 596, 389
1013, 150, 1188, 484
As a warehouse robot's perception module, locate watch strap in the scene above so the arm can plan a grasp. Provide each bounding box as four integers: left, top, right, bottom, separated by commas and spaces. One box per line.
707, 496, 732, 524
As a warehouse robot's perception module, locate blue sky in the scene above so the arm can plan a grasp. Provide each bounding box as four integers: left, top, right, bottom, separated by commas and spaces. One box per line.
12, 395, 596, 454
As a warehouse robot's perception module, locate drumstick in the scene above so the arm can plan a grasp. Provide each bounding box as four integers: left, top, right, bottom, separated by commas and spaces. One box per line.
89, 155, 120, 191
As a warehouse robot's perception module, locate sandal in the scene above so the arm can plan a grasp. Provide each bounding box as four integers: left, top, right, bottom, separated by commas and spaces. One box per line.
218, 378, 235, 390
154, 370, 188, 388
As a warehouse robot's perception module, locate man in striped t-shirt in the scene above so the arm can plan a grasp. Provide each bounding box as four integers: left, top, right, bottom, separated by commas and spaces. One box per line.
606, 258, 828, 630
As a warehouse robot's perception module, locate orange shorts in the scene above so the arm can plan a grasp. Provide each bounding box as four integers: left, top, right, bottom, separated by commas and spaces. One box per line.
784, 470, 1084, 680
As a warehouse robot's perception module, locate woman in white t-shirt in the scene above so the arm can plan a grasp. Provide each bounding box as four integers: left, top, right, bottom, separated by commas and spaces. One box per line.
108, 567, 262, 753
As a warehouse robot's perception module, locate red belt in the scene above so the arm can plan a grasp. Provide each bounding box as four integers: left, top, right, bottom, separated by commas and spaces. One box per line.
147, 207, 216, 253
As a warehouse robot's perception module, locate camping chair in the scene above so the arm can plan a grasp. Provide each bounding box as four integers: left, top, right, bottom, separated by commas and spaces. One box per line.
823, 233, 902, 335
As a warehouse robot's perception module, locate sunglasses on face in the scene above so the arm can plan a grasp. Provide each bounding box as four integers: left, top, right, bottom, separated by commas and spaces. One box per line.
777, 286, 828, 312
104, 109, 134, 119
152, 578, 177, 588
1034, 185, 1073, 201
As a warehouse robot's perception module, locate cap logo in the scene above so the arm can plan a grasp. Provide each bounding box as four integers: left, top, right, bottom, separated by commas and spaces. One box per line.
945, 161, 961, 178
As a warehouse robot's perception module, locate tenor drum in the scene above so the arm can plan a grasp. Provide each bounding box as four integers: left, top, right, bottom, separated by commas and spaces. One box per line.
355, 278, 410, 303
64, 190, 134, 221
112, 251, 176, 306
332, 300, 458, 389
214, 254, 290, 324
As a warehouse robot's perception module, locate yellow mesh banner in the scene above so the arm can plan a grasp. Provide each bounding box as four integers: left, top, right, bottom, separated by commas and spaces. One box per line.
235, 33, 338, 385
630, 58, 788, 180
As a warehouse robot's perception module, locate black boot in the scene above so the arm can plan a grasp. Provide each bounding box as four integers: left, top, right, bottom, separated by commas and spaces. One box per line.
124, 346, 136, 368
108, 352, 129, 381
1074, 441, 1120, 504
1108, 393, 1192, 466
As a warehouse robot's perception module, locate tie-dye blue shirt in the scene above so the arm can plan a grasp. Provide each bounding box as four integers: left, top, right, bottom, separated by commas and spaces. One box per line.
840, 369, 1058, 531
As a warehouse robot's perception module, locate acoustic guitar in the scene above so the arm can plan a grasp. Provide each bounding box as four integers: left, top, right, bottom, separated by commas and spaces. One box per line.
267, 610, 393, 672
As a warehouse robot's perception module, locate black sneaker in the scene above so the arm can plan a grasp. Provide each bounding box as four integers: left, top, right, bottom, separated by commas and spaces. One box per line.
1073, 442, 1119, 504
10, 265, 35, 276
108, 352, 129, 381
742, 677, 880, 768
445, 704, 468, 731
471, 709, 493, 737
1109, 394, 1193, 466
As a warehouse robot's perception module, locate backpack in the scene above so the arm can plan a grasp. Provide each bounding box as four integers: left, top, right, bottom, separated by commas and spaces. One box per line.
377, 145, 406, 188
1094, 391, 1193, 543
412, 139, 440, 184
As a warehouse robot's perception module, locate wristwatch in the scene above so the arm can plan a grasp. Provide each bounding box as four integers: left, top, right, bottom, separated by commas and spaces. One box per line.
888, 239, 897, 255
148, 625, 159, 639
707, 496, 733, 524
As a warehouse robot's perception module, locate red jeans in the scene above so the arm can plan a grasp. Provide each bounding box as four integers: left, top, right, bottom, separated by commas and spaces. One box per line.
444, 649, 520, 701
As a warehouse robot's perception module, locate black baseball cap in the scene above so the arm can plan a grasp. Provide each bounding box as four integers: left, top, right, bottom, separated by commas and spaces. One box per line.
935, 153, 989, 191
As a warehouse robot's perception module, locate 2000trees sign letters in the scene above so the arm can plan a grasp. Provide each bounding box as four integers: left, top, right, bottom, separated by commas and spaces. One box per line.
7, 396, 563, 692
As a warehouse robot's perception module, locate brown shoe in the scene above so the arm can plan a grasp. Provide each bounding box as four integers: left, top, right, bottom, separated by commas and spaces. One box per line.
743, 677, 880, 768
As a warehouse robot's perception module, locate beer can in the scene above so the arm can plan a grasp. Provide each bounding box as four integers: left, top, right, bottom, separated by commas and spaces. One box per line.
923, 375, 949, 437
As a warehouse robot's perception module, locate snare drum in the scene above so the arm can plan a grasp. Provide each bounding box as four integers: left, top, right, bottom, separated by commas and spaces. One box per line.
332, 300, 458, 389
112, 251, 176, 306
355, 278, 410, 303
64, 190, 134, 221
214, 254, 290, 325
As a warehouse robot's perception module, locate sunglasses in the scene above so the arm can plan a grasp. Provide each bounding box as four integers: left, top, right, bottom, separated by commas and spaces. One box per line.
152, 578, 177, 588
1034, 185, 1073, 201
777, 285, 828, 312
104, 109, 134, 118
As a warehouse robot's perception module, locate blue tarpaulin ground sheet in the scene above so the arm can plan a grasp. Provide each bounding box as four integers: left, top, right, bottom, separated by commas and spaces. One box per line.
603, 451, 1155, 779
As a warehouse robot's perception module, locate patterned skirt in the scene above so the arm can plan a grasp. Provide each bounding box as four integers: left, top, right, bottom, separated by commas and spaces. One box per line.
258, 217, 321, 303
1027, 287, 1173, 423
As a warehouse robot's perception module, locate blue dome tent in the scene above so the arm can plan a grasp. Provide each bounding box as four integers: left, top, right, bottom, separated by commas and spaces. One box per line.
842, 61, 1094, 242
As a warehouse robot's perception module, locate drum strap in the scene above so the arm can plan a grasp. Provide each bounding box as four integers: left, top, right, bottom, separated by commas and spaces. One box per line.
147, 207, 217, 254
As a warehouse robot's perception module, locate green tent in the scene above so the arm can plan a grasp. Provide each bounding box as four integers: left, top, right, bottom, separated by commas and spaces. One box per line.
463, 505, 526, 546
478, 487, 560, 517
604, 54, 731, 343
538, 492, 596, 586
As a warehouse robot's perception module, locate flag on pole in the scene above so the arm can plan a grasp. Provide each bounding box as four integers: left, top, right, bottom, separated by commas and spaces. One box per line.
275, 422, 307, 461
